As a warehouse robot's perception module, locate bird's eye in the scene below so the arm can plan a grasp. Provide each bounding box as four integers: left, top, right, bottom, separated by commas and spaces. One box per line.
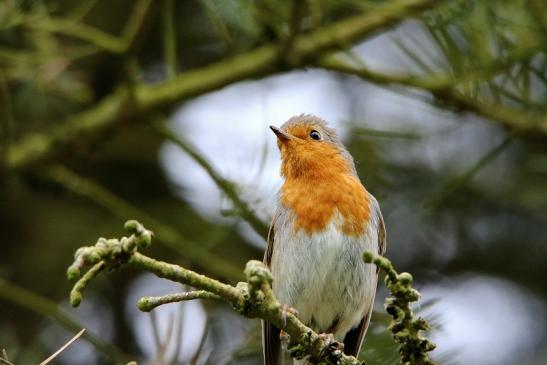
309, 130, 321, 140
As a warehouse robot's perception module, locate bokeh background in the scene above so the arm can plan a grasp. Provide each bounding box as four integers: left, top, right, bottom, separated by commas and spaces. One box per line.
1, 1, 546, 364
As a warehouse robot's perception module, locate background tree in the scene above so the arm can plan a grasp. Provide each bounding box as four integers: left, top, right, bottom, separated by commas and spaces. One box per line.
0, 0, 546, 364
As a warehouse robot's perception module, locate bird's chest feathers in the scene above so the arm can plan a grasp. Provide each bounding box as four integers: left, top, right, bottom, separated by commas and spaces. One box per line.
270, 216, 377, 335
280, 173, 371, 237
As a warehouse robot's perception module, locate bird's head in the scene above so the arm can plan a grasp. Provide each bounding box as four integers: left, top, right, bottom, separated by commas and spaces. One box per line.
270, 114, 356, 180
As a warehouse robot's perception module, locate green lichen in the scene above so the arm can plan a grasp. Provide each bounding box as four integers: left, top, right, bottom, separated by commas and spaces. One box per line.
363, 251, 436, 365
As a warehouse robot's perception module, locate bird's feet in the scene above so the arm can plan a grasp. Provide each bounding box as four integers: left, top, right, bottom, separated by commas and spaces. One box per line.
279, 329, 290, 346
280, 304, 299, 328
318, 333, 343, 350
317, 333, 344, 362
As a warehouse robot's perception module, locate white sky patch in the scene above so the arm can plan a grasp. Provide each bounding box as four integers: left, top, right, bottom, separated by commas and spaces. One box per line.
421, 274, 547, 365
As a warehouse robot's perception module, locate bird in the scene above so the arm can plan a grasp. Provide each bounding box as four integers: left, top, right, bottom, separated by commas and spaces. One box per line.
263, 114, 386, 365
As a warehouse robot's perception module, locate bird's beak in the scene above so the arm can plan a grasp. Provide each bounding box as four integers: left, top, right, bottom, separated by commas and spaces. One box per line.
270, 125, 292, 141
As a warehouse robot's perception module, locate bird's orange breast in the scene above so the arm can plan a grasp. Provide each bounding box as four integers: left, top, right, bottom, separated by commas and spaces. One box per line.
280, 146, 371, 237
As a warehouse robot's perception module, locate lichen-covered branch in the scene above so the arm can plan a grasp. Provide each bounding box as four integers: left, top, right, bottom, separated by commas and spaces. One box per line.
68, 221, 438, 365
138, 291, 221, 312
67, 221, 364, 364
363, 251, 436, 365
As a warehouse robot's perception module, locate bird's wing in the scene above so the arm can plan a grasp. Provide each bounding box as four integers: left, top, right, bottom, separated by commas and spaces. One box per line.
342, 308, 373, 357
377, 208, 387, 257
264, 211, 276, 266
263, 212, 283, 365
343, 204, 387, 357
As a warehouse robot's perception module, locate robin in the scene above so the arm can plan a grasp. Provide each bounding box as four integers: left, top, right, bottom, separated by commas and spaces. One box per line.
263, 114, 386, 365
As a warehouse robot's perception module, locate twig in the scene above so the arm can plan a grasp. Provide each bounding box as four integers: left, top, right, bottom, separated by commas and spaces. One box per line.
190, 319, 210, 365
22, 0, 151, 54
0, 278, 131, 362
38, 328, 86, 365
363, 251, 436, 365
0, 349, 15, 365
153, 121, 269, 237
162, 0, 177, 79
67, 221, 440, 364
138, 291, 222, 312
317, 52, 547, 136
45, 164, 246, 279
426, 136, 512, 208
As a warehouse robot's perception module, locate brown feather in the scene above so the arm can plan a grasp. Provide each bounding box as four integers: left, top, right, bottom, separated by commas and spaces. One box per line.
263, 214, 283, 365
343, 206, 387, 357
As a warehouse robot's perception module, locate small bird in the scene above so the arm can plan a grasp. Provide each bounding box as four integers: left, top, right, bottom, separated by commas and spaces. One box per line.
263, 114, 386, 365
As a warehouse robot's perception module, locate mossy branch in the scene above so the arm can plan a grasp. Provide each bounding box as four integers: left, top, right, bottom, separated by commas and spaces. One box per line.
363, 251, 436, 365
68, 221, 438, 364
68, 221, 364, 364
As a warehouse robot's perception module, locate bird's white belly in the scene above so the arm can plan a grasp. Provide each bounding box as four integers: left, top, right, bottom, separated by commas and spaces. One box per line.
270, 214, 378, 339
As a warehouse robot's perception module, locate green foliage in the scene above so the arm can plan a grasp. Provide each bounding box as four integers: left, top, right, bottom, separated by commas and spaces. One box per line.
1, 0, 546, 364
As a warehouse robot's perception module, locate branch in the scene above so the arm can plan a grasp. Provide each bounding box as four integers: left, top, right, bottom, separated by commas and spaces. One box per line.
68, 221, 364, 364
317, 54, 547, 136
426, 136, 512, 208
153, 121, 269, 237
363, 251, 436, 365
43, 164, 247, 279
68, 221, 437, 365
138, 291, 221, 312
6, 0, 437, 171
38, 328, 86, 365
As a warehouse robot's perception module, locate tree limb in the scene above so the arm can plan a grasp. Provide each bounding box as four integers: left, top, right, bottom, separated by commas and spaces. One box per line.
363, 251, 436, 365
138, 291, 222, 312
67, 220, 363, 364
153, 121, 269, 237
68, 220, 437, 365
6, 0, 437, 171
43, 164, 247, 279
317, 54, 547, 136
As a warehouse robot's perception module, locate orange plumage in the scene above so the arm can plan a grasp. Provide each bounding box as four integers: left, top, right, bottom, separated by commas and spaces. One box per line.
279, 124, 371, 236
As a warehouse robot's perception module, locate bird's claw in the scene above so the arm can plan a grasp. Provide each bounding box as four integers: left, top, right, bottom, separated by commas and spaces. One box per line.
318, 333, 344, 351
279, 329, 290, 346
280, 304, 299, 328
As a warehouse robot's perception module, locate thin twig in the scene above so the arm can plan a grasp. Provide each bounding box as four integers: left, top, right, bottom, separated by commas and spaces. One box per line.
162, 0, 177, 79
38, 328, 86, 365
317, 51, 547, 135
0, 349, 15, 365
153, 121, 269, 238
138, 291, 222, 312
47, 164, 245, 279
427, 136, 512, 208
0, 278, 130, 362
